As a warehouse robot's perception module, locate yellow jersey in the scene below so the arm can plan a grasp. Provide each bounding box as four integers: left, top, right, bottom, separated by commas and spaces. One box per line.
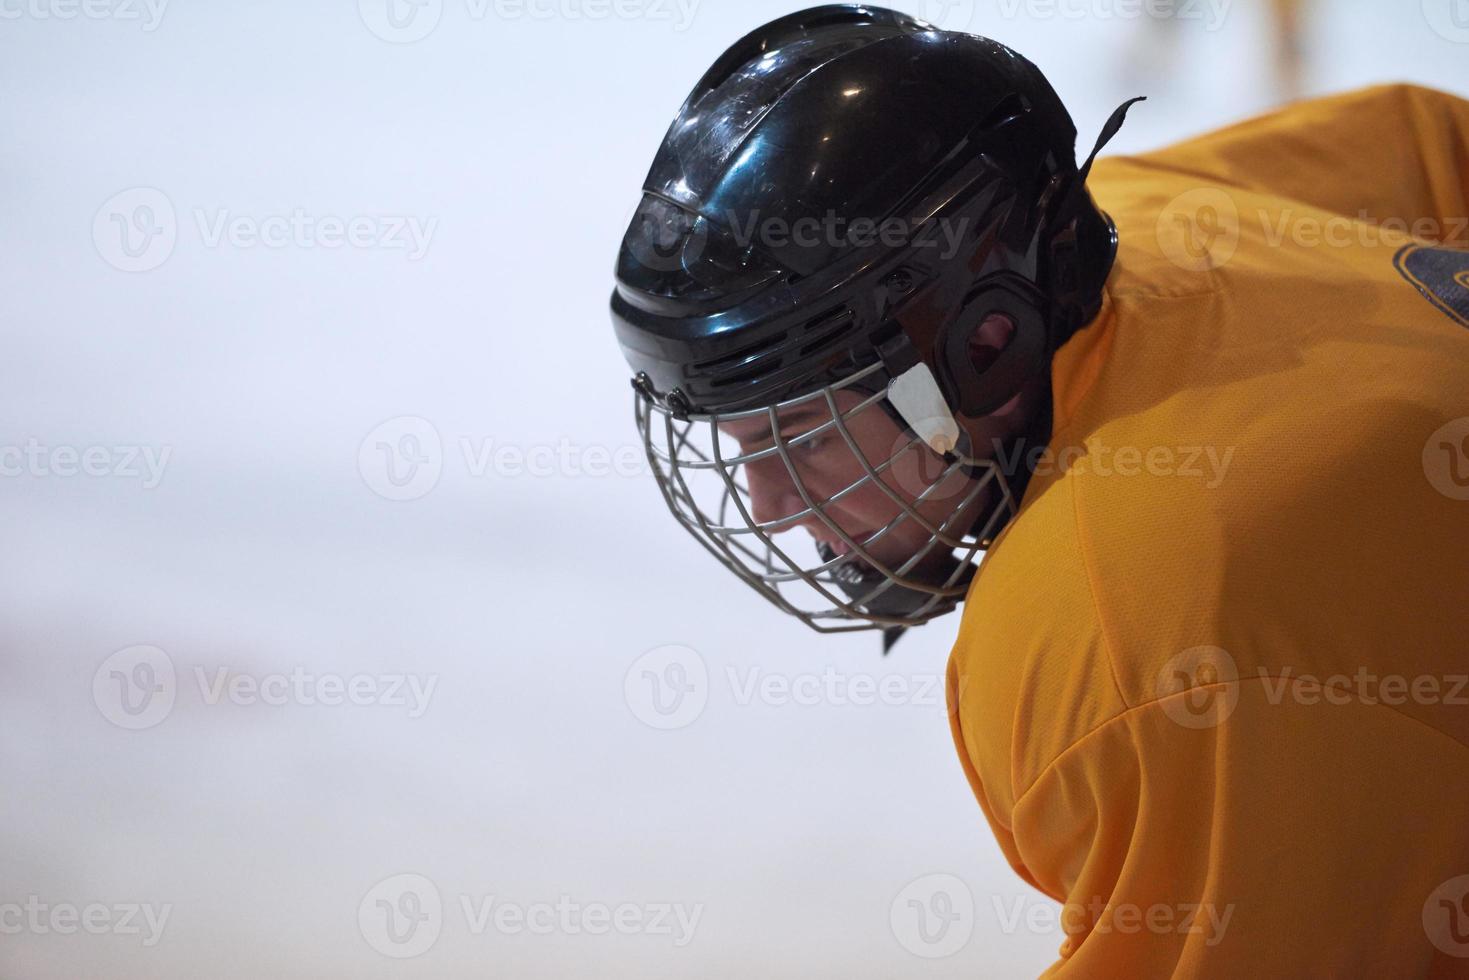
946, 83, 1469, 977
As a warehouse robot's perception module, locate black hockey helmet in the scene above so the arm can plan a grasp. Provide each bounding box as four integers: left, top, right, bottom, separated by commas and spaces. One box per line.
609, 4, 1140, 641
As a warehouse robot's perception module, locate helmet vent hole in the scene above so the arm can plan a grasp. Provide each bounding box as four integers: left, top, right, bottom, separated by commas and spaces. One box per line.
796, 307, 856, 356
977, 92, 1030, 132
798, 306, 853, 335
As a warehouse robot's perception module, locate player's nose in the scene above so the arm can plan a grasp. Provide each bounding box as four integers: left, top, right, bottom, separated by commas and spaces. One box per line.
743, 456, 808, 532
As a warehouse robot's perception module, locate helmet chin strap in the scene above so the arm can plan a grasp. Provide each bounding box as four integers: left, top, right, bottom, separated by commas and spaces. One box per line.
814, 540, 975, 655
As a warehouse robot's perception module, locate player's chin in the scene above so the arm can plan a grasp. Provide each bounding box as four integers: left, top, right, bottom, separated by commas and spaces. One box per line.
831, 533, 944, 575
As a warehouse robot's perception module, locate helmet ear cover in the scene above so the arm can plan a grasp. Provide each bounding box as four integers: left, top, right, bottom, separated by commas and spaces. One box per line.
934, 272, 1049, 419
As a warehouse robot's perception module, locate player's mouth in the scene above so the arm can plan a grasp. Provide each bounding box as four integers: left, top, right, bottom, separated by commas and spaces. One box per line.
809, 527, 875, 562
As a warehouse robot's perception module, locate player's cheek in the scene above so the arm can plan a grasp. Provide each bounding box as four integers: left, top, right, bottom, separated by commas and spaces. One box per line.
871, 442, 940, 504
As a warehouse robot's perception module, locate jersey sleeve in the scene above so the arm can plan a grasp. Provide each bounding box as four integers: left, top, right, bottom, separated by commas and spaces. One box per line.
1140, 83, 1469, 242
1006, 678, 1469, 977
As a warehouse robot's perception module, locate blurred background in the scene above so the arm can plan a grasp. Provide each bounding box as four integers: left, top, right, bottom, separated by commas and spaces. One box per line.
0, 1, 1464, 977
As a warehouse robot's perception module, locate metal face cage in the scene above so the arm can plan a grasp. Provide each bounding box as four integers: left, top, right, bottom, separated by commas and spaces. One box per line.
634, 360, 1018, 635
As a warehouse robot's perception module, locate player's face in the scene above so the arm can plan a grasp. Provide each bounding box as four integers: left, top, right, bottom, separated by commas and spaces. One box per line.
716, 389, 994, 574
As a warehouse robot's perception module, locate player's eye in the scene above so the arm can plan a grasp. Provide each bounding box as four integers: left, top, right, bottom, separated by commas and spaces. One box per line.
790, 429, 829, 455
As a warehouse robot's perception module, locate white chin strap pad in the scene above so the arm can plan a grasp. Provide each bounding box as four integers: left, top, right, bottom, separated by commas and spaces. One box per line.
886, 362, 960, 456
